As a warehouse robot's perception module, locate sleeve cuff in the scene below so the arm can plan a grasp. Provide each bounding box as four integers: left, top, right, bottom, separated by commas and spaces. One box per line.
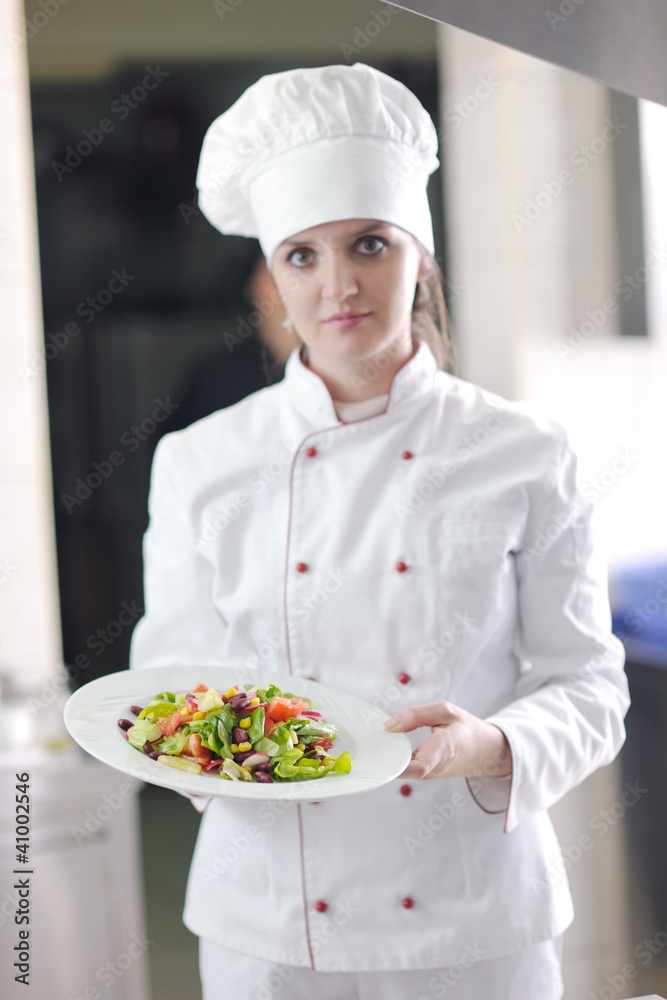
465, 773, 512, 814
175, 789, 212, 814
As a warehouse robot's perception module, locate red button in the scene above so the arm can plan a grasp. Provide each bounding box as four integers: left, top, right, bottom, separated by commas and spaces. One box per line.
305, 675, 316, 681
402, 897, 415, 909
306, 446, 317, 457
396, 561, 408, 573
311, 802, 320, 805
398, 673, 410, 684
315, 901, 328, 912
402, 450, 413, 460
296, 562, 308, 573
400, 784, 412, 796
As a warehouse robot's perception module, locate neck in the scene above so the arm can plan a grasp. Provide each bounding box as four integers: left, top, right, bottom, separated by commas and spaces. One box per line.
301, 337, 417, 402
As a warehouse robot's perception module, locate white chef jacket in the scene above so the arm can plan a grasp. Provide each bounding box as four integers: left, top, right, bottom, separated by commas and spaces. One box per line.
129, 338, 629, 972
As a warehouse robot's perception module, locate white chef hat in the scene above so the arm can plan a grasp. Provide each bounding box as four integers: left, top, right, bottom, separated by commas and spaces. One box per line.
196, 62, 439, 266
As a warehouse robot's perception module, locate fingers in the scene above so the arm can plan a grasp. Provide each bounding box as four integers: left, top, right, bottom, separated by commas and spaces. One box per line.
384, 701, 455, 733
399, 731, 455, 781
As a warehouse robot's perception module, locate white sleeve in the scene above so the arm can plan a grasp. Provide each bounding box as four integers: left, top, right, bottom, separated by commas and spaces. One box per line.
129, 433, 226, 814
466, 425, 630, 834
129, 433, 229, 670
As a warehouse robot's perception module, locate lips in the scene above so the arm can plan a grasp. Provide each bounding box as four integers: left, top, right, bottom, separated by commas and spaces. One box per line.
325, 311, 369, 321
323, 311, 371, 329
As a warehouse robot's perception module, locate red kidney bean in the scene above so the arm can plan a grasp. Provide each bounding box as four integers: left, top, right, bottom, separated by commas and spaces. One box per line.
146, 750, 162, 760
233, 727, 248, 744
130, 705, 144, 716
229, 693, 251, 711
143, 741, 154, 753
118, 718, 134, 731
255, 772, 274, 783
233, 750, 255, 764
255, 762, 271, 772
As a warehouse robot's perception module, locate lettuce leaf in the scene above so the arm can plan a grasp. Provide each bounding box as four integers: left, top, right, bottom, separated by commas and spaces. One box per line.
137, 700, 180, 722
272, 750, 352, 781
127, 720, 161, 750
154, 732, 188, 755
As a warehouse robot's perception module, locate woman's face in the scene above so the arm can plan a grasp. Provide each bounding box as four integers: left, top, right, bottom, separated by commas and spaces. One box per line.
270, 219, 431, 369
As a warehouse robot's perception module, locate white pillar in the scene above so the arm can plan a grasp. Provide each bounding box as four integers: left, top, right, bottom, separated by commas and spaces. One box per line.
0, 0, 63, 682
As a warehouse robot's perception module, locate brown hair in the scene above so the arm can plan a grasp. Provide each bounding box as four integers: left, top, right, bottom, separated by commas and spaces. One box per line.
411, 256, 458, 376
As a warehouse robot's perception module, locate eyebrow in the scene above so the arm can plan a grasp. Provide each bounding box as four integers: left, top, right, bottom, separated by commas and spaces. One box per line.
281, 222, 391, 247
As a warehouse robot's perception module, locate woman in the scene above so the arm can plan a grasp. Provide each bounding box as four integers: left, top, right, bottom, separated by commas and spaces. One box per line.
129, 63, 630, 999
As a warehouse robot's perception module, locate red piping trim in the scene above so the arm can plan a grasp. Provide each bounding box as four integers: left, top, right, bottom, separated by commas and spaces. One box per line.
282, 426, 341, 972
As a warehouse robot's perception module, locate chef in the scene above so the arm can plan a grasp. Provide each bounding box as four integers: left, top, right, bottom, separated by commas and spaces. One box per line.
129, 63, 630, 1000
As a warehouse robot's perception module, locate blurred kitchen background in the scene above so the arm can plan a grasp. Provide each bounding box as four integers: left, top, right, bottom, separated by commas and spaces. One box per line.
1, 0, 666, 998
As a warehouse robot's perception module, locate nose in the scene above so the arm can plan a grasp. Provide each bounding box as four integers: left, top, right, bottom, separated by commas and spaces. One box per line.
319, 247, 359, 303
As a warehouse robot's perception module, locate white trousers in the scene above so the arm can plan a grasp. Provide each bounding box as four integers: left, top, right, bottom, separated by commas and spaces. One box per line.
199, 934, 564, 1000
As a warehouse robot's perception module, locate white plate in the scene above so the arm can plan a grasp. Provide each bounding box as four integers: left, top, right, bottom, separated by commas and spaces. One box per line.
63, 666, 413, 801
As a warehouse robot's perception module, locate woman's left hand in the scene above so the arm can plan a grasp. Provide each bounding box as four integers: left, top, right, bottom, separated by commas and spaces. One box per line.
383, 701, 512, 781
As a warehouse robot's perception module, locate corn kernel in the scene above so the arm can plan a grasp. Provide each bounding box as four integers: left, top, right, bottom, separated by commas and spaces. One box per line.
249, 697, 260, 707
242, 765, 253, 771
230, 743, 239, 752
224, 687, 237, 698
322, 757, 334, 766
192, 711, 204, 720
296, 743, 305, 751
238, 742, 252, 751
239, 718, 251, 729
317, 765, 326, 772
180, 707, 189, 716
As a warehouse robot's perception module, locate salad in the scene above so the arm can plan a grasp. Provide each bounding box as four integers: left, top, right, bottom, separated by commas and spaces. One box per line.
117, 682, 352, 783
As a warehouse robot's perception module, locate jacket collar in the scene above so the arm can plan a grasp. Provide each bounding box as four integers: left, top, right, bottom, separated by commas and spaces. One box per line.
283, 338, 439, 428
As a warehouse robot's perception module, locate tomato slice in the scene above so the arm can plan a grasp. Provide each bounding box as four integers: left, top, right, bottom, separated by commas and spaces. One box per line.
193, 683, 208, 693
156, 707, 192, 737
267, 696, 308, 722
179, 733, 212, 765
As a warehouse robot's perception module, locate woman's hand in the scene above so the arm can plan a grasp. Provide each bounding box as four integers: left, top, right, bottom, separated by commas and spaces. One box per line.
383, 701, 512, 781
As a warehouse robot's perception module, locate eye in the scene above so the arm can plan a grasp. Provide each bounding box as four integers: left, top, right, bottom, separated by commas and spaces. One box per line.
356, 235, 387, 255
287, 247, 315, 268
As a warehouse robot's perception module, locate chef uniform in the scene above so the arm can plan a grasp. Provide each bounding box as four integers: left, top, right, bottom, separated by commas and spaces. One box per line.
128, 64, 630, 999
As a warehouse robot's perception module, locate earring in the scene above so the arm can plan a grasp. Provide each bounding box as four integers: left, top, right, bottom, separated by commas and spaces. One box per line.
282, 314, 295, 333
